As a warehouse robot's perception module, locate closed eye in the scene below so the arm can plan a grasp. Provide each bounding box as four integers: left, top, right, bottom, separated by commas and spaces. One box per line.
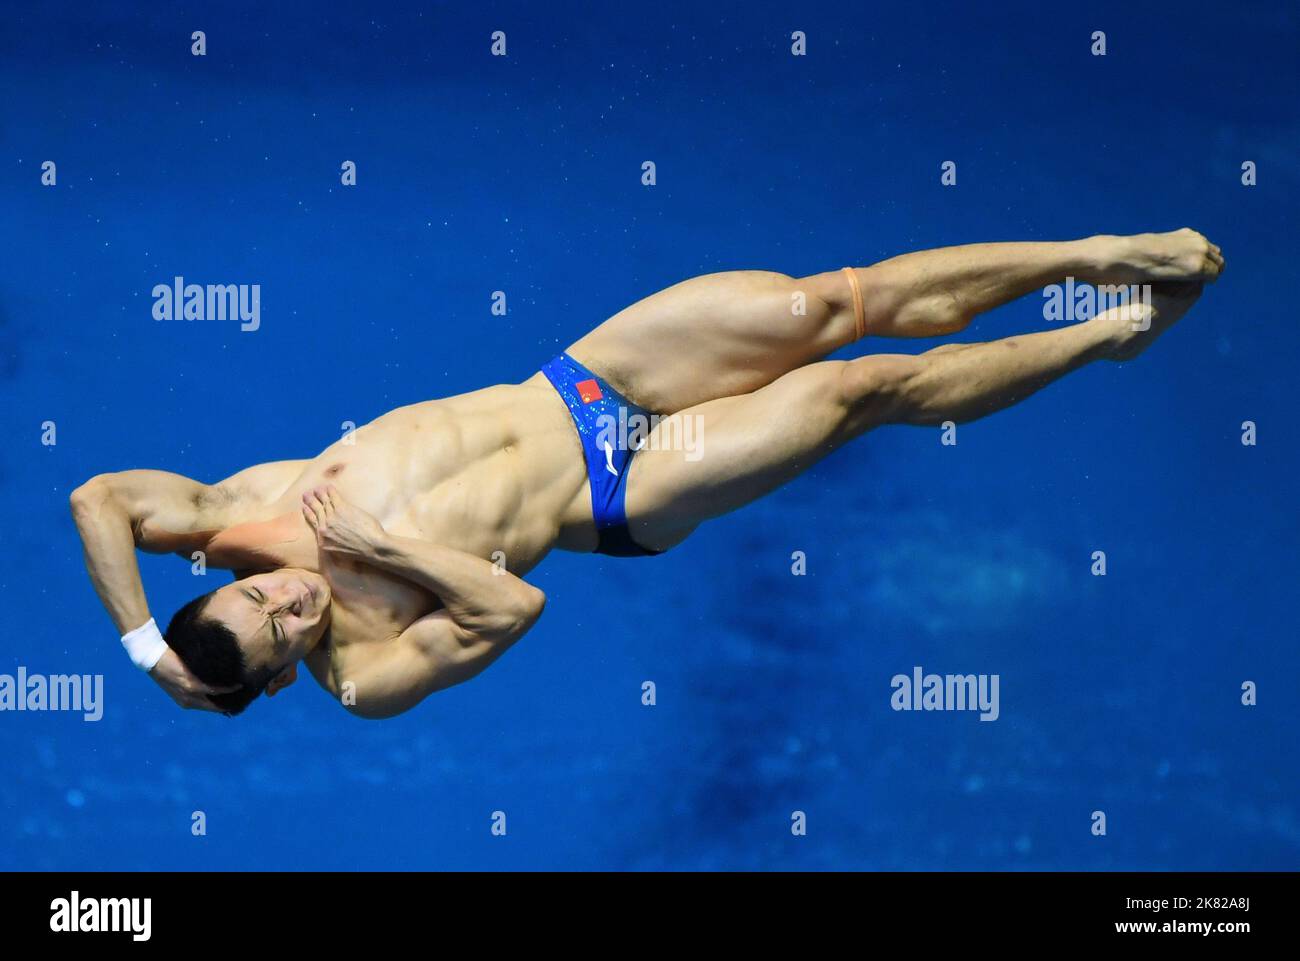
241, 587, 285, 648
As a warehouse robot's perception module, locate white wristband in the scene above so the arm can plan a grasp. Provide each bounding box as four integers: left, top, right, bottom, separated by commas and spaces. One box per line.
121, 617, 168, 672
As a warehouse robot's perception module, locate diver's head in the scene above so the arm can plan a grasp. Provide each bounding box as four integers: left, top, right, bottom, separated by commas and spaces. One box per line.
164, 569, 332, 715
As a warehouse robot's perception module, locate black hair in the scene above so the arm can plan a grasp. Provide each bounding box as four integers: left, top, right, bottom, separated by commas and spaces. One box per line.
163, 591, 274, 716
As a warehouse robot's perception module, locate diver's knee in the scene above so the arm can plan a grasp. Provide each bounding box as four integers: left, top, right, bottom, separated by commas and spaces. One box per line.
837, 355, 919, 426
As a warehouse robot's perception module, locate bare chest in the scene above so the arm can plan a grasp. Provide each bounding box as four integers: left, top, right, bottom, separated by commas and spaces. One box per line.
245, 389, 584, 647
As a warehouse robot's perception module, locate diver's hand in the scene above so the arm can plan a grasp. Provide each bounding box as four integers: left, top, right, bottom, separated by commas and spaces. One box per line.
301, 485, 387, 560
150, 648, 238, 712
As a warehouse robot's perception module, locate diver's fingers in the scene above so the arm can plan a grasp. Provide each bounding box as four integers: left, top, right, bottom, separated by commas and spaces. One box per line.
302, 506, 323, 540
301, 491, 328, 534
305, 486, 334, 519
302, 488, 326, 519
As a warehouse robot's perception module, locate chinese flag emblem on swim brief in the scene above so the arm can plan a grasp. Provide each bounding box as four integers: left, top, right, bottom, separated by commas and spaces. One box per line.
576, 378, 603, 404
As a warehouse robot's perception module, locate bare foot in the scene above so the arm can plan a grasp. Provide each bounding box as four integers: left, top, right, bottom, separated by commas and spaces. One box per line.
1107, 228, 1224, 284
1097, 281, 1203, 361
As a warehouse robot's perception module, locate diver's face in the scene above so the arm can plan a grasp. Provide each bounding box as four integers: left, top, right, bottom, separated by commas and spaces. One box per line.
204, 569, 332, 674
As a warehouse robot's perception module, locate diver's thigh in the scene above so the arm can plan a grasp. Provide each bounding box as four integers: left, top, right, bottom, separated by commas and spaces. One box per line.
624, 362, 849, 548
566, 270, 847, 414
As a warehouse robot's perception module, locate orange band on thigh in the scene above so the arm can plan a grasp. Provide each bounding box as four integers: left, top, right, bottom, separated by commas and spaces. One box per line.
841, 266, 866, 340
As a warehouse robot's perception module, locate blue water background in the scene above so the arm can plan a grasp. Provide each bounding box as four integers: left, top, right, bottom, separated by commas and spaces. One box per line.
1, 1, 1296, 869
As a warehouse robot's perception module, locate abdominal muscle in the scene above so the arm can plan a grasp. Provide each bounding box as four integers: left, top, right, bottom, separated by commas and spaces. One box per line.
208, 376, 595, 665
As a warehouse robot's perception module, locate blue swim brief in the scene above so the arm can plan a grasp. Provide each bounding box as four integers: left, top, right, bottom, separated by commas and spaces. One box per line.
540, 352, 663, 557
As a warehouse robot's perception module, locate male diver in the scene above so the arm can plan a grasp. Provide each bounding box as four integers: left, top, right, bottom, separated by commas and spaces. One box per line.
71, 230, 1222, 717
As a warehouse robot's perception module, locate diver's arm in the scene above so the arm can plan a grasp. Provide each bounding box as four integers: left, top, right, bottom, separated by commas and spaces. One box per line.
332, 606, 540, 718
300, 485, 545, 642
367, 537, 545, 639
300, 485, 545, 717
70, 471, 219, 633
70, 470, 237, 710
347, 539, 544, 715
360, 535, 545, 709
363, 536, 544, 643
71, 463, 306, 628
